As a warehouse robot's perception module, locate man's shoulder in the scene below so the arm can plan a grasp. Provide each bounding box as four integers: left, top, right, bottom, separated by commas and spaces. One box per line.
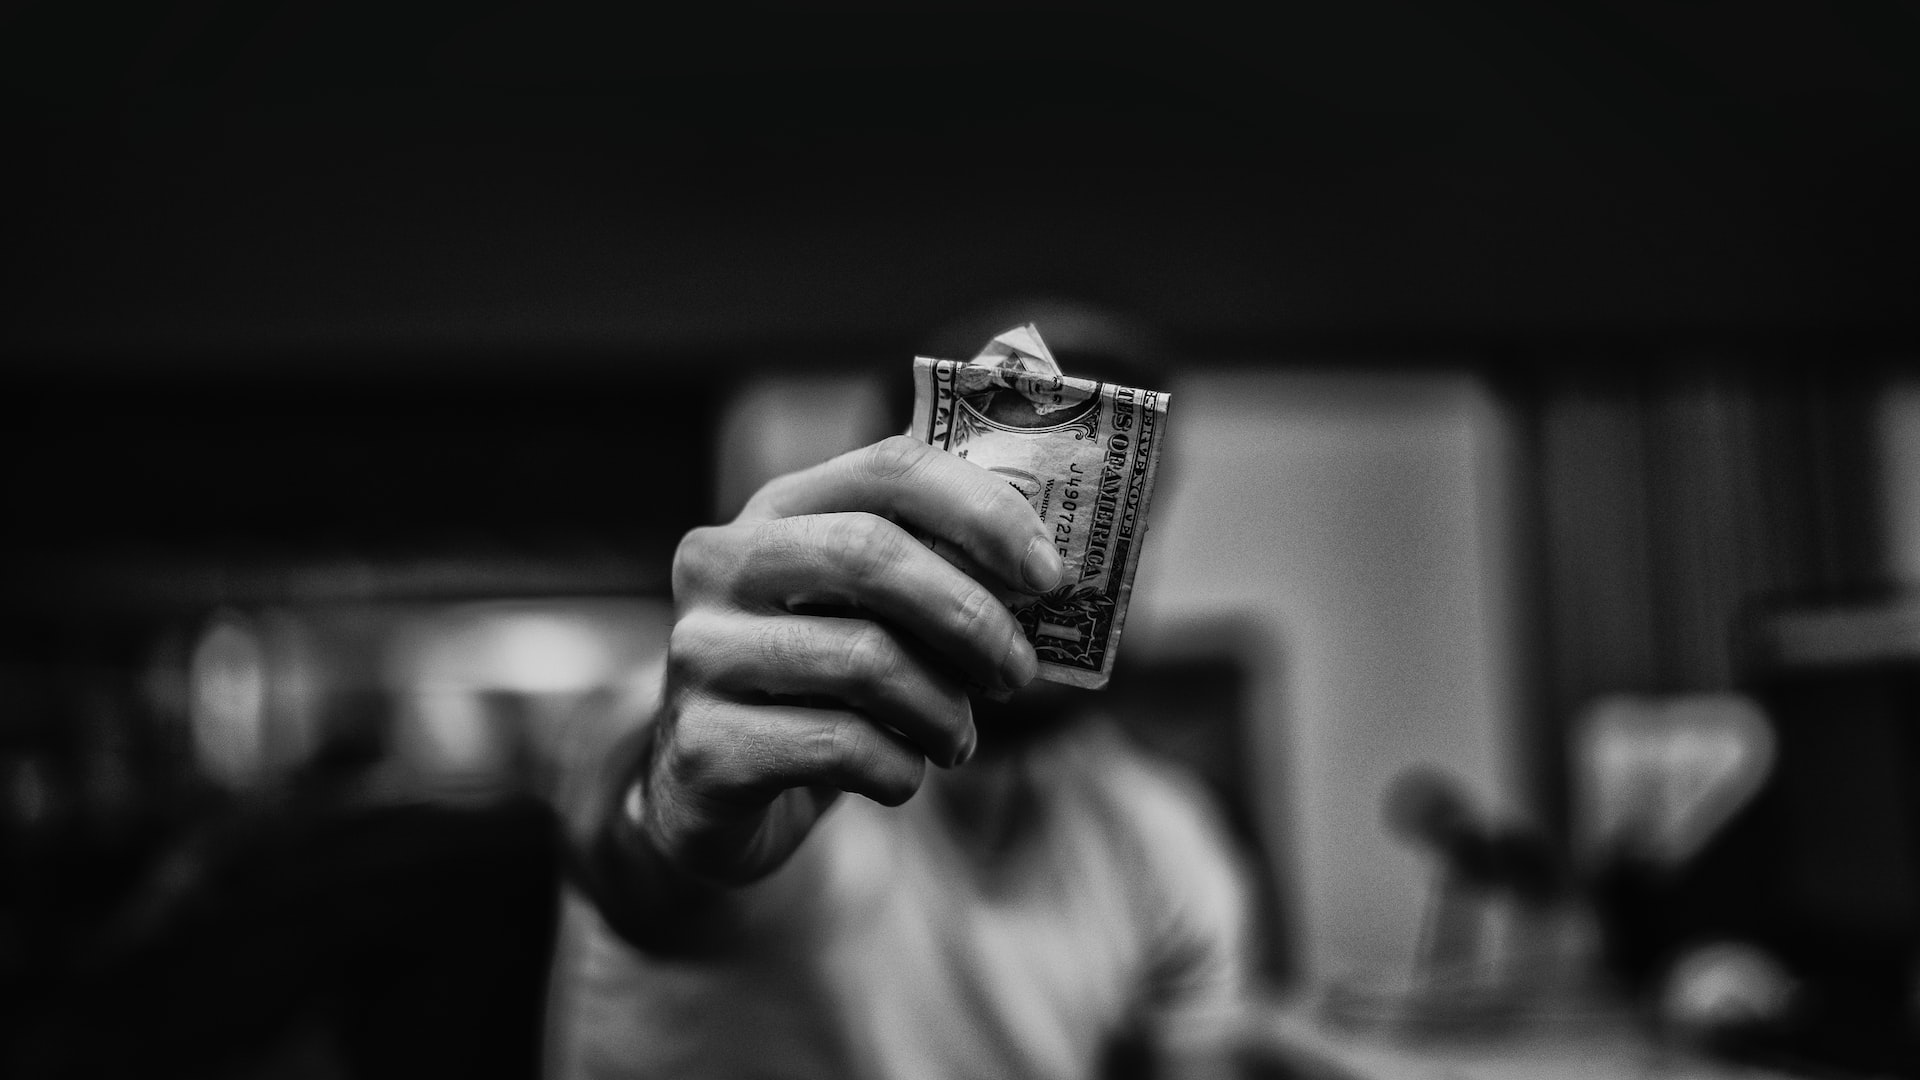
1049, 720, 1256, 989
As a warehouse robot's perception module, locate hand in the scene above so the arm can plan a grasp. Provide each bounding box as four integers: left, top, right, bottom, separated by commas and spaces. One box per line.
636, 436, 1064, 887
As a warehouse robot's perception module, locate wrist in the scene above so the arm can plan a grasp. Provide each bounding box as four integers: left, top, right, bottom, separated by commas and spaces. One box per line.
575, 722, 733, 954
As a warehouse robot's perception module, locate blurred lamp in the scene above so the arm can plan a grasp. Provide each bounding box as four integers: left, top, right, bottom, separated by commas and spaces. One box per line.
189, 611, 268, 788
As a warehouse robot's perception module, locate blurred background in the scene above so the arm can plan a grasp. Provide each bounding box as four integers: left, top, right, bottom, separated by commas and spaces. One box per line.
3, 1, 1918, 1077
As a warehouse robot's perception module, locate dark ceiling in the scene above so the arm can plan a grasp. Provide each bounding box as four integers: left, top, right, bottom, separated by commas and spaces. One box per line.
3, 1, 1917, 370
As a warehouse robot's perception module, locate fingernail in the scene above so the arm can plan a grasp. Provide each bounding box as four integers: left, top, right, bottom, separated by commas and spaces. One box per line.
1000, 636, 1038, 689
1021, 538, 1063, 593
956, 728, 977, 767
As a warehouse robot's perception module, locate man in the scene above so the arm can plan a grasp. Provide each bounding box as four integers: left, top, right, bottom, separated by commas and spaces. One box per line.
546, 436, 1255, 1079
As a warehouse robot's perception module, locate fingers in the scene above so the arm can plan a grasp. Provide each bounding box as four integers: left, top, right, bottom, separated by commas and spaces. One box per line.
670, 609, 976, 767
642, 435, 1070, 882
740, 435, 1065, 596
664, 694, 929, 809
677, 511, 1040, 693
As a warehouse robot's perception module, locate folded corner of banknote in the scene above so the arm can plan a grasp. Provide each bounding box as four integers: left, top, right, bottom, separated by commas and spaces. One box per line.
908, 325, 1171, 690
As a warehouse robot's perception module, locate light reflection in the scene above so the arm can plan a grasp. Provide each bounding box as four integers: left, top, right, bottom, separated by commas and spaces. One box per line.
188, 610, 267, 790
383, 600, 670, 799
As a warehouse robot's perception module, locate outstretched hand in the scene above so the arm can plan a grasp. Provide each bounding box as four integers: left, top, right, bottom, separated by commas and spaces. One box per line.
634, 435, 1064, 887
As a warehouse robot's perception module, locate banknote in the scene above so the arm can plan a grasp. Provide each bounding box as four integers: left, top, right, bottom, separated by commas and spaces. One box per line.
908, 325, 1170, 689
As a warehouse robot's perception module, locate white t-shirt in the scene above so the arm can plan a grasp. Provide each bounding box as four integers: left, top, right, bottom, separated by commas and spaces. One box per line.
544, 721, 1253, 1080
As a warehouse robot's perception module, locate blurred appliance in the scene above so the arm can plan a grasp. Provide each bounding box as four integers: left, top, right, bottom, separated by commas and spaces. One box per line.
1595, 599, 1920, 1076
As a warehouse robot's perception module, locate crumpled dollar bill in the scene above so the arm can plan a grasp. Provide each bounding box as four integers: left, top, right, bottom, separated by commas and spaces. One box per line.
909, 324, 1170, 690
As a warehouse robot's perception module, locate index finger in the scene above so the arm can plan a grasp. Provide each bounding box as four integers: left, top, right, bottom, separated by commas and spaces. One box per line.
740, 435, 1065, 595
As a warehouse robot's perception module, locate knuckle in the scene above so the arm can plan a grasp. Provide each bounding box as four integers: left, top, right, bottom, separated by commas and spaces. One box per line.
828, 512, 901, 581
864, 435, 932, 483
671, 525, 730, 603
820, 713, 873, 779
838, 624, 899, 694
950, 581, 1004, 647
742, 518, 796, 566
761, 618, 809, 673
665, 696, 726, 785
665, 615, 716, 683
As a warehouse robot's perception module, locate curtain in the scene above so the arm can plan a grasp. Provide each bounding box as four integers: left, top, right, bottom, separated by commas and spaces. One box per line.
1512, 358, 1884, 836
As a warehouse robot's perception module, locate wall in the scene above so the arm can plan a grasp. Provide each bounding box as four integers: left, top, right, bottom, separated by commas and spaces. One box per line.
1879, 380, 1920, 588
1128, 369, 1524, 981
